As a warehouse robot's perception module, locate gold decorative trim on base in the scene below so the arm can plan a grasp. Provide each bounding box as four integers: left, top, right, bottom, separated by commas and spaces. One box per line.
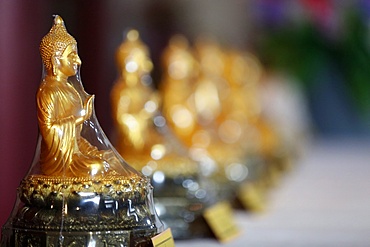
10, 174, 158, 232
19, 174, 149, 206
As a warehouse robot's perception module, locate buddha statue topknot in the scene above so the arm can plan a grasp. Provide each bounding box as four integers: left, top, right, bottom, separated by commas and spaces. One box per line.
1, 15, 163, 247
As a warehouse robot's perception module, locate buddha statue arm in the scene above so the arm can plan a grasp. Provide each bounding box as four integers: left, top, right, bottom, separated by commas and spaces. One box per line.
37, 86, 77, 175
75, 95, 94, 125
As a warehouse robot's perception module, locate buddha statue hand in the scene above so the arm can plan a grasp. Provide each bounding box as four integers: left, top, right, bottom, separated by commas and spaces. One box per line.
76, 95, 94, 125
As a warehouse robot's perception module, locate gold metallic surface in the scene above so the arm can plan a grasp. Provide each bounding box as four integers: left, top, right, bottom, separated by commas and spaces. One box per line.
111, 31, 215, 240
19, 174, 148, 206
161, 37, 249, 167
161, 36, 283, 166
38, 16, 128, 177
40, 15, 77, 72
111, 31, 159, 156
111, 30, 198, 176
15, 174, 155, 231
1, 16, 162, 247
159, 37, 287, 210
160, 35, 200, 147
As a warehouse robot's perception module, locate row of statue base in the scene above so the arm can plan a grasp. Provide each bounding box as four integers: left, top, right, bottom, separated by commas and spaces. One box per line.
1, 15, 301, 246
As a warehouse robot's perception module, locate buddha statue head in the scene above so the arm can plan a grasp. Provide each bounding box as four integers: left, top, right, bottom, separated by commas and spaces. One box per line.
40, 15, 81, 78
115, 29, 153, 79
162, 35, 198, 81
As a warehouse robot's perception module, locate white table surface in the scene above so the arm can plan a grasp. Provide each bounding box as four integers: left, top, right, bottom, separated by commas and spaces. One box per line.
174, 138, 370, 247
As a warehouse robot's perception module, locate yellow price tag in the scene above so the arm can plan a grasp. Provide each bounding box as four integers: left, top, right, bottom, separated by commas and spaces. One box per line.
151, 228, 175, 247
203, 201, 240, 242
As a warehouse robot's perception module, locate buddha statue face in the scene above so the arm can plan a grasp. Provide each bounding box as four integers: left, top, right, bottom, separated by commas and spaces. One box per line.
53, 43, 81, 78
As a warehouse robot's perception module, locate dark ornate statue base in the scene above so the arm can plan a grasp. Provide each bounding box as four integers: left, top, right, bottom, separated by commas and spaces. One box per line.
1, 227, 156, 247
1, 175, 160, 247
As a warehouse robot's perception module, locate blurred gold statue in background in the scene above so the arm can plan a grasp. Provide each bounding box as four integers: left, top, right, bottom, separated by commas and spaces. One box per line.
160, 36, 288, 210
111, 31, 216, 239
111, 30, 158, 159
159, 35, 200, 147
111, 30, 198, 176
161, 38, 250, 183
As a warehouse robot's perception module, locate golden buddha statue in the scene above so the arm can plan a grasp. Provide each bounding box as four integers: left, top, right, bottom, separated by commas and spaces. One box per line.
222, 48, 289, 204
38, 16, 127, 177
111, 30, 199, 176
111, 31, 215, 239
219, 49, 263, 155
1, 16, 163, 247
160, 37, 281, 211
161, 37, 243, 159
159, 35, 200, 147
111, 30, 159, 159
194, 40, 245, 158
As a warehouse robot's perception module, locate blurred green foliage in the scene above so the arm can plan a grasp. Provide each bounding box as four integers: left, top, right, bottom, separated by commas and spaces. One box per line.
258, 9, 370, 117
